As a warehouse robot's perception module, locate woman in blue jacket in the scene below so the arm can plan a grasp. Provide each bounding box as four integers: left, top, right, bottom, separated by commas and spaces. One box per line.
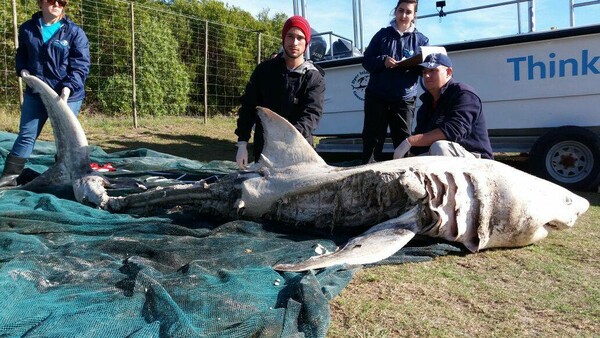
1, 0, 90, 187
361, 0, 428, 164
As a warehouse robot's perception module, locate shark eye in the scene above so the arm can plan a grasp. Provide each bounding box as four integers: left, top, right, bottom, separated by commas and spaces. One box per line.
565, 196, 572, 205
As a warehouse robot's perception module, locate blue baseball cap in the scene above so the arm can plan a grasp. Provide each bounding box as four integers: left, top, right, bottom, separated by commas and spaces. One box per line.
420, 53, 452, 69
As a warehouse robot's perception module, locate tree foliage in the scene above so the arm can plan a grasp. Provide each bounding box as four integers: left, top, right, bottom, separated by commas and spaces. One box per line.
94, 2, 191, 116
2, 0, 287, 116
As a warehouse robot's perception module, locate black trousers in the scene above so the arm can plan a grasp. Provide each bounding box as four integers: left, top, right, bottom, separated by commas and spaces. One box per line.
361, 90, 416, 163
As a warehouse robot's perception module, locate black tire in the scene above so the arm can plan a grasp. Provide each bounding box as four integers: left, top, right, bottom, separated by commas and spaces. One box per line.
529, 126, 600, 191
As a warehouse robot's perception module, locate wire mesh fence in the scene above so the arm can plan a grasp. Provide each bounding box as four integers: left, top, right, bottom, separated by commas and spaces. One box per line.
0, 0, 22, 112
1, 0, 281, 123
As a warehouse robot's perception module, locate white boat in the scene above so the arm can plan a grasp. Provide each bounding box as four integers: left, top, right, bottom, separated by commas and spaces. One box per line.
296, 0, 600, 190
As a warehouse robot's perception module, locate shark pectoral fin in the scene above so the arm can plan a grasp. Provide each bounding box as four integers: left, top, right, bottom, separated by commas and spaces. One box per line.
273, 206, 420, 272
273, 227, 416, 272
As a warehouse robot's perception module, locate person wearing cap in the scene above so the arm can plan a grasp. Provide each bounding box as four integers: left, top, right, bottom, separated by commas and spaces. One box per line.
234, 16, 325, 169
392, 53, 494, 160
1, 0, 90, 187
361, 0, 429, 164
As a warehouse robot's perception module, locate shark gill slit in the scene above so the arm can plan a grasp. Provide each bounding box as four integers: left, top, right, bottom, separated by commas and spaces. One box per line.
444, 171, 459, 239
464, 172, 482, 250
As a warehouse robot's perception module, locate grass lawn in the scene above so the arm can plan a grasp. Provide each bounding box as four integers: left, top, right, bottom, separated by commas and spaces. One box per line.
2, 110, 599, 337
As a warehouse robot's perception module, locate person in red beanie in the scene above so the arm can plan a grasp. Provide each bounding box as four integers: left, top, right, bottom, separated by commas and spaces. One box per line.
234, 16, 325, 169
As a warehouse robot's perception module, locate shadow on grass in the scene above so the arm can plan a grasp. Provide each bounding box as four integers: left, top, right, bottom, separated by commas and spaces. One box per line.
96, 132, 239, 162
580, 191, 600, 206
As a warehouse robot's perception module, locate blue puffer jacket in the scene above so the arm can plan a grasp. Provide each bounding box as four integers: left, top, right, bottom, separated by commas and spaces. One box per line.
16, 12, 90, 102
362, 25, 428, 101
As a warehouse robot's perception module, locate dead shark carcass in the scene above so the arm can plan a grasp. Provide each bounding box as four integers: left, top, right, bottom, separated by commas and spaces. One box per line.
11, 75, 589, 272
106, 108, 589, 271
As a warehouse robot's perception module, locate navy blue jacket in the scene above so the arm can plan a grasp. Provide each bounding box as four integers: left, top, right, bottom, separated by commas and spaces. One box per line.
362, 26, 429, 100
235, 56, 325, 159
16, 12, 90, 102
412, 79, 494, 159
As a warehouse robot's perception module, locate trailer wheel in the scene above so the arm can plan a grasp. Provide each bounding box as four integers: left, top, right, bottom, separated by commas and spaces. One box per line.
529, 126, 600, 191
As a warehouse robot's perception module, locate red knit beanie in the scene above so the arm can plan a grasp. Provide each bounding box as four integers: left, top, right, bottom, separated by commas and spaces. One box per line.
281, 16, 311, 44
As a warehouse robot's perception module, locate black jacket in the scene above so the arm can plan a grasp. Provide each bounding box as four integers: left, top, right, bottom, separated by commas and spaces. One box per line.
235, 56, 325, 159
412, 79, 494, 159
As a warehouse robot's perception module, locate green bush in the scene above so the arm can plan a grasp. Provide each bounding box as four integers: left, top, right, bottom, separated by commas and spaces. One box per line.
94, 9, 191, 117
96, 74, 132, 116
134, 18, 190, 117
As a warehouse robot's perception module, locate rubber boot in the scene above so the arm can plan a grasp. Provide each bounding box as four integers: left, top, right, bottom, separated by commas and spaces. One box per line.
0, 154, 27, 187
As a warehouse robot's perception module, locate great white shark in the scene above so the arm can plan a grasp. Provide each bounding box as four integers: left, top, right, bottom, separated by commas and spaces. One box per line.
8, 75, 590, 272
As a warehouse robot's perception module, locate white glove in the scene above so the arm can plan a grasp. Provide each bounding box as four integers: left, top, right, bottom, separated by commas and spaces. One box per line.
60, 87, 71, 102
20, 69, 30, 78
236, 141, 248, 169
393, 138, 412, 159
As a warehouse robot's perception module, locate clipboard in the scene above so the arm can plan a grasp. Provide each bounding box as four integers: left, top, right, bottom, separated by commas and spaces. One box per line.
396, 46, 448, 67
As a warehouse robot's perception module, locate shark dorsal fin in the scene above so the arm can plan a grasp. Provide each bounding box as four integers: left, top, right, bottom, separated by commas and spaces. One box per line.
256, 106, 327, 169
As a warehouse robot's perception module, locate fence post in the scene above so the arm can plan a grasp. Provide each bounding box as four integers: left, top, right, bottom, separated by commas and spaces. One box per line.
256, 31, 261, 64
130, 2, 138, 128
203, 20, 208, 124
12, 0, 24, 106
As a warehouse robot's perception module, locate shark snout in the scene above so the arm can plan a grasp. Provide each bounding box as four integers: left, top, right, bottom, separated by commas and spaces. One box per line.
570, 194, 590, 225
545, 194, 590, 230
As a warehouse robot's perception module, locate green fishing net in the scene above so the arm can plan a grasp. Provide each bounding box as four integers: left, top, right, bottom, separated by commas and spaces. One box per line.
0, 132, 461, 337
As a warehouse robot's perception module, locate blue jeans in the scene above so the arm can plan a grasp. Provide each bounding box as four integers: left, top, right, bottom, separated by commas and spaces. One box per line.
11, 92, 83, 159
